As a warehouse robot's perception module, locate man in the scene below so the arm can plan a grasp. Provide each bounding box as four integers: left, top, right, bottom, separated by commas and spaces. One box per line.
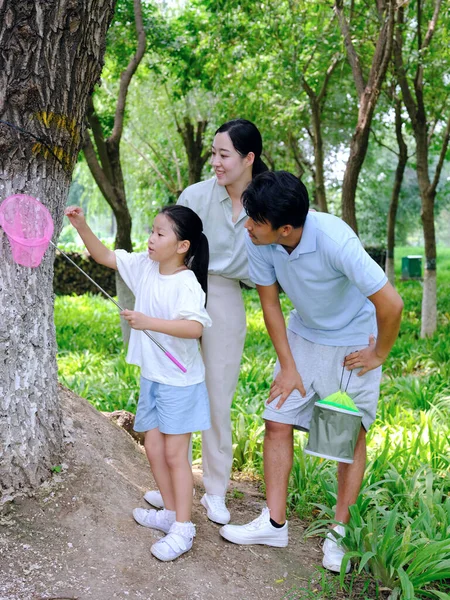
219, 171, 403, 573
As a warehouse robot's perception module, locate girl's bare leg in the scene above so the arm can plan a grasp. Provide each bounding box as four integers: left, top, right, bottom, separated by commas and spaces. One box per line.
144, 428, 175, 511
164, 433, 193, 522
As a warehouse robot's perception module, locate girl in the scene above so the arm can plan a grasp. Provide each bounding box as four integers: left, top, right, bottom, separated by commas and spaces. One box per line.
145, 119, 268, 525
65, 204, 212, 561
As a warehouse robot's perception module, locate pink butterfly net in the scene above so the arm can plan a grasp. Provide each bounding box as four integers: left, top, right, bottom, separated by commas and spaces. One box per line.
0, 194, 54, 268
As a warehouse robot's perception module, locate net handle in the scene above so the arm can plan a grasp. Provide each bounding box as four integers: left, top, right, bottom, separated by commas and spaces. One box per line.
339, 364, 352, 392
49, 241, 187, 373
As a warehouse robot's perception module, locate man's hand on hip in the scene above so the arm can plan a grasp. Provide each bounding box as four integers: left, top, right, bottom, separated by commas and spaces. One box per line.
267, 367, 306, 410
344, 334, 385, 376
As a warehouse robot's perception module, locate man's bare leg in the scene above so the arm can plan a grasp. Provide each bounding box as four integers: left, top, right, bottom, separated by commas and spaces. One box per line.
335, 427, 366, 524
264, 420, 293, 524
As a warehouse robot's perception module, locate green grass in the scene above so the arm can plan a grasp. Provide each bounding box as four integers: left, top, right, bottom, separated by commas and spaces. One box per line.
55, 246, 450, 599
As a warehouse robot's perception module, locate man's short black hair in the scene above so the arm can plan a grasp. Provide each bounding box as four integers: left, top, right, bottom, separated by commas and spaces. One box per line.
242, 170, 310, 229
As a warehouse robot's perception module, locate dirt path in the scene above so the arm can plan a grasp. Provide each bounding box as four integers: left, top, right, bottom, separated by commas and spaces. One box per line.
0, 387, 323, 600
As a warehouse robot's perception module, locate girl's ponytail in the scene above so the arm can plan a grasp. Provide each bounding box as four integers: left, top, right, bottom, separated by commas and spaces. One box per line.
160, 205, 209, 301
188, 232, 209, 299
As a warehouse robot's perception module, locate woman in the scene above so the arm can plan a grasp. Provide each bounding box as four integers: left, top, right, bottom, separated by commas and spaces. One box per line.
144, 119, 268, 524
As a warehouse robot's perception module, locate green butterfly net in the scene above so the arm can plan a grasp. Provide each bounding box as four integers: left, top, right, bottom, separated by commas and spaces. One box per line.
304, 389, 362, 464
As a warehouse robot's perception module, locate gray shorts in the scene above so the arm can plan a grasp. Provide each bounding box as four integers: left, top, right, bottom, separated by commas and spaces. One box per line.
263, 330, 382, 431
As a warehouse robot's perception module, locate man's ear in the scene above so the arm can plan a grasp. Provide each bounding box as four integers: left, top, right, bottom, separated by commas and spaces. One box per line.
177, 239, 190, 254
279, 224, 294, 237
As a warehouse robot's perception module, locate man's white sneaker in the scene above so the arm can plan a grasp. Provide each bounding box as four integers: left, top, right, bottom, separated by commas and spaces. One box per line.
132, 508, 175, 533
322, 524, 351, 574
200, 493, 230, 525
143, 490, 165, 509
151, 521, 196, 561
219, 507, 288, 547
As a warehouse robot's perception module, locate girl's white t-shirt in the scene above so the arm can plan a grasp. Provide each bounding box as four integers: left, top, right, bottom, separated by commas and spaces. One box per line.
115, 250, 212, 386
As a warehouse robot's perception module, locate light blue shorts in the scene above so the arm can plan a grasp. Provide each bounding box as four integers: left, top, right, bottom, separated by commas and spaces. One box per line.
134, 377, 211, 435
263, 331, 382, 431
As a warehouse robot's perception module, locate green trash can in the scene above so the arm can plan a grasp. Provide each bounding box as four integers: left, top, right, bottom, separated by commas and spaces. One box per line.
401, 255, 422, 280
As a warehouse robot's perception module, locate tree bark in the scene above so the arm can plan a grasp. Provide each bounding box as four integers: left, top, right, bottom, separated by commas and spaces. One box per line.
0, 0, 116, 501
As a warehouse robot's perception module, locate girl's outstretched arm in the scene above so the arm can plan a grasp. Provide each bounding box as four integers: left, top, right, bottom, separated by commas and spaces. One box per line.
65, 206, 117, 270
120, 310, 203, 339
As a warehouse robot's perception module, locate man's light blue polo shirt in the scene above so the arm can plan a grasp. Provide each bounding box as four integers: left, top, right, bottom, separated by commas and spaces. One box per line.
245, 212, 388, 346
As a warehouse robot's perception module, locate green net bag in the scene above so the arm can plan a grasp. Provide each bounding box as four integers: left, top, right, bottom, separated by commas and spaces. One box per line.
304, 386, 362, 464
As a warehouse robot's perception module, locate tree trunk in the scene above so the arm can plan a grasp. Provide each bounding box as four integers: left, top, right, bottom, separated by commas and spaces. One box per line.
420, 188, 437, 337
341, 116, 372, 234
414, 119, 437, 337
0, 0, 116, 501
310, 98, 328, 213
386, 100, 408, 285
177, 117, 209, 185
414, 110, 437, 338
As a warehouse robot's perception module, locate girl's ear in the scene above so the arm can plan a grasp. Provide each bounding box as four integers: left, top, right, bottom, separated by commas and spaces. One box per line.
177, 239, 190, 255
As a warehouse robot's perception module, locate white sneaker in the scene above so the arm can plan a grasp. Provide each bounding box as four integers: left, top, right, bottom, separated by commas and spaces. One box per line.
144, 488, 196, 509
151, 521, 196, 561
219, 507, 288, 547
132, 508, 175, 533
143, 490, 164, 509
322, 524, 351, 574
200, 493, 230, 525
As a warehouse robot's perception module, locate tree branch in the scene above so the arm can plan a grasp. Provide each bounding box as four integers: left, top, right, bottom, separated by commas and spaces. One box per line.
110, 0, 147, 144
369, 127, 399, 156
130, 124, 179, 187
317, 53, 341, 105
427, 91, 450, 144
430, 112, 450, 195
414, 0, 442, 95
365, 0, 395, 97
172, 148, 183, 192
86, 96, 113, 181
124, 137, 178, 193
82, 133, 117, 207
288, 132, 315, 176
393, 7, 418, 126
422, 0, 442, 51
334, 0, 366, 98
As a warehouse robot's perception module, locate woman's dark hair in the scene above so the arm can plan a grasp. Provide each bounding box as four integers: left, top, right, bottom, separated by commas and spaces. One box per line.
215, 119, 269, 177
160, 205, 209, 298
242, 171, 310, 230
